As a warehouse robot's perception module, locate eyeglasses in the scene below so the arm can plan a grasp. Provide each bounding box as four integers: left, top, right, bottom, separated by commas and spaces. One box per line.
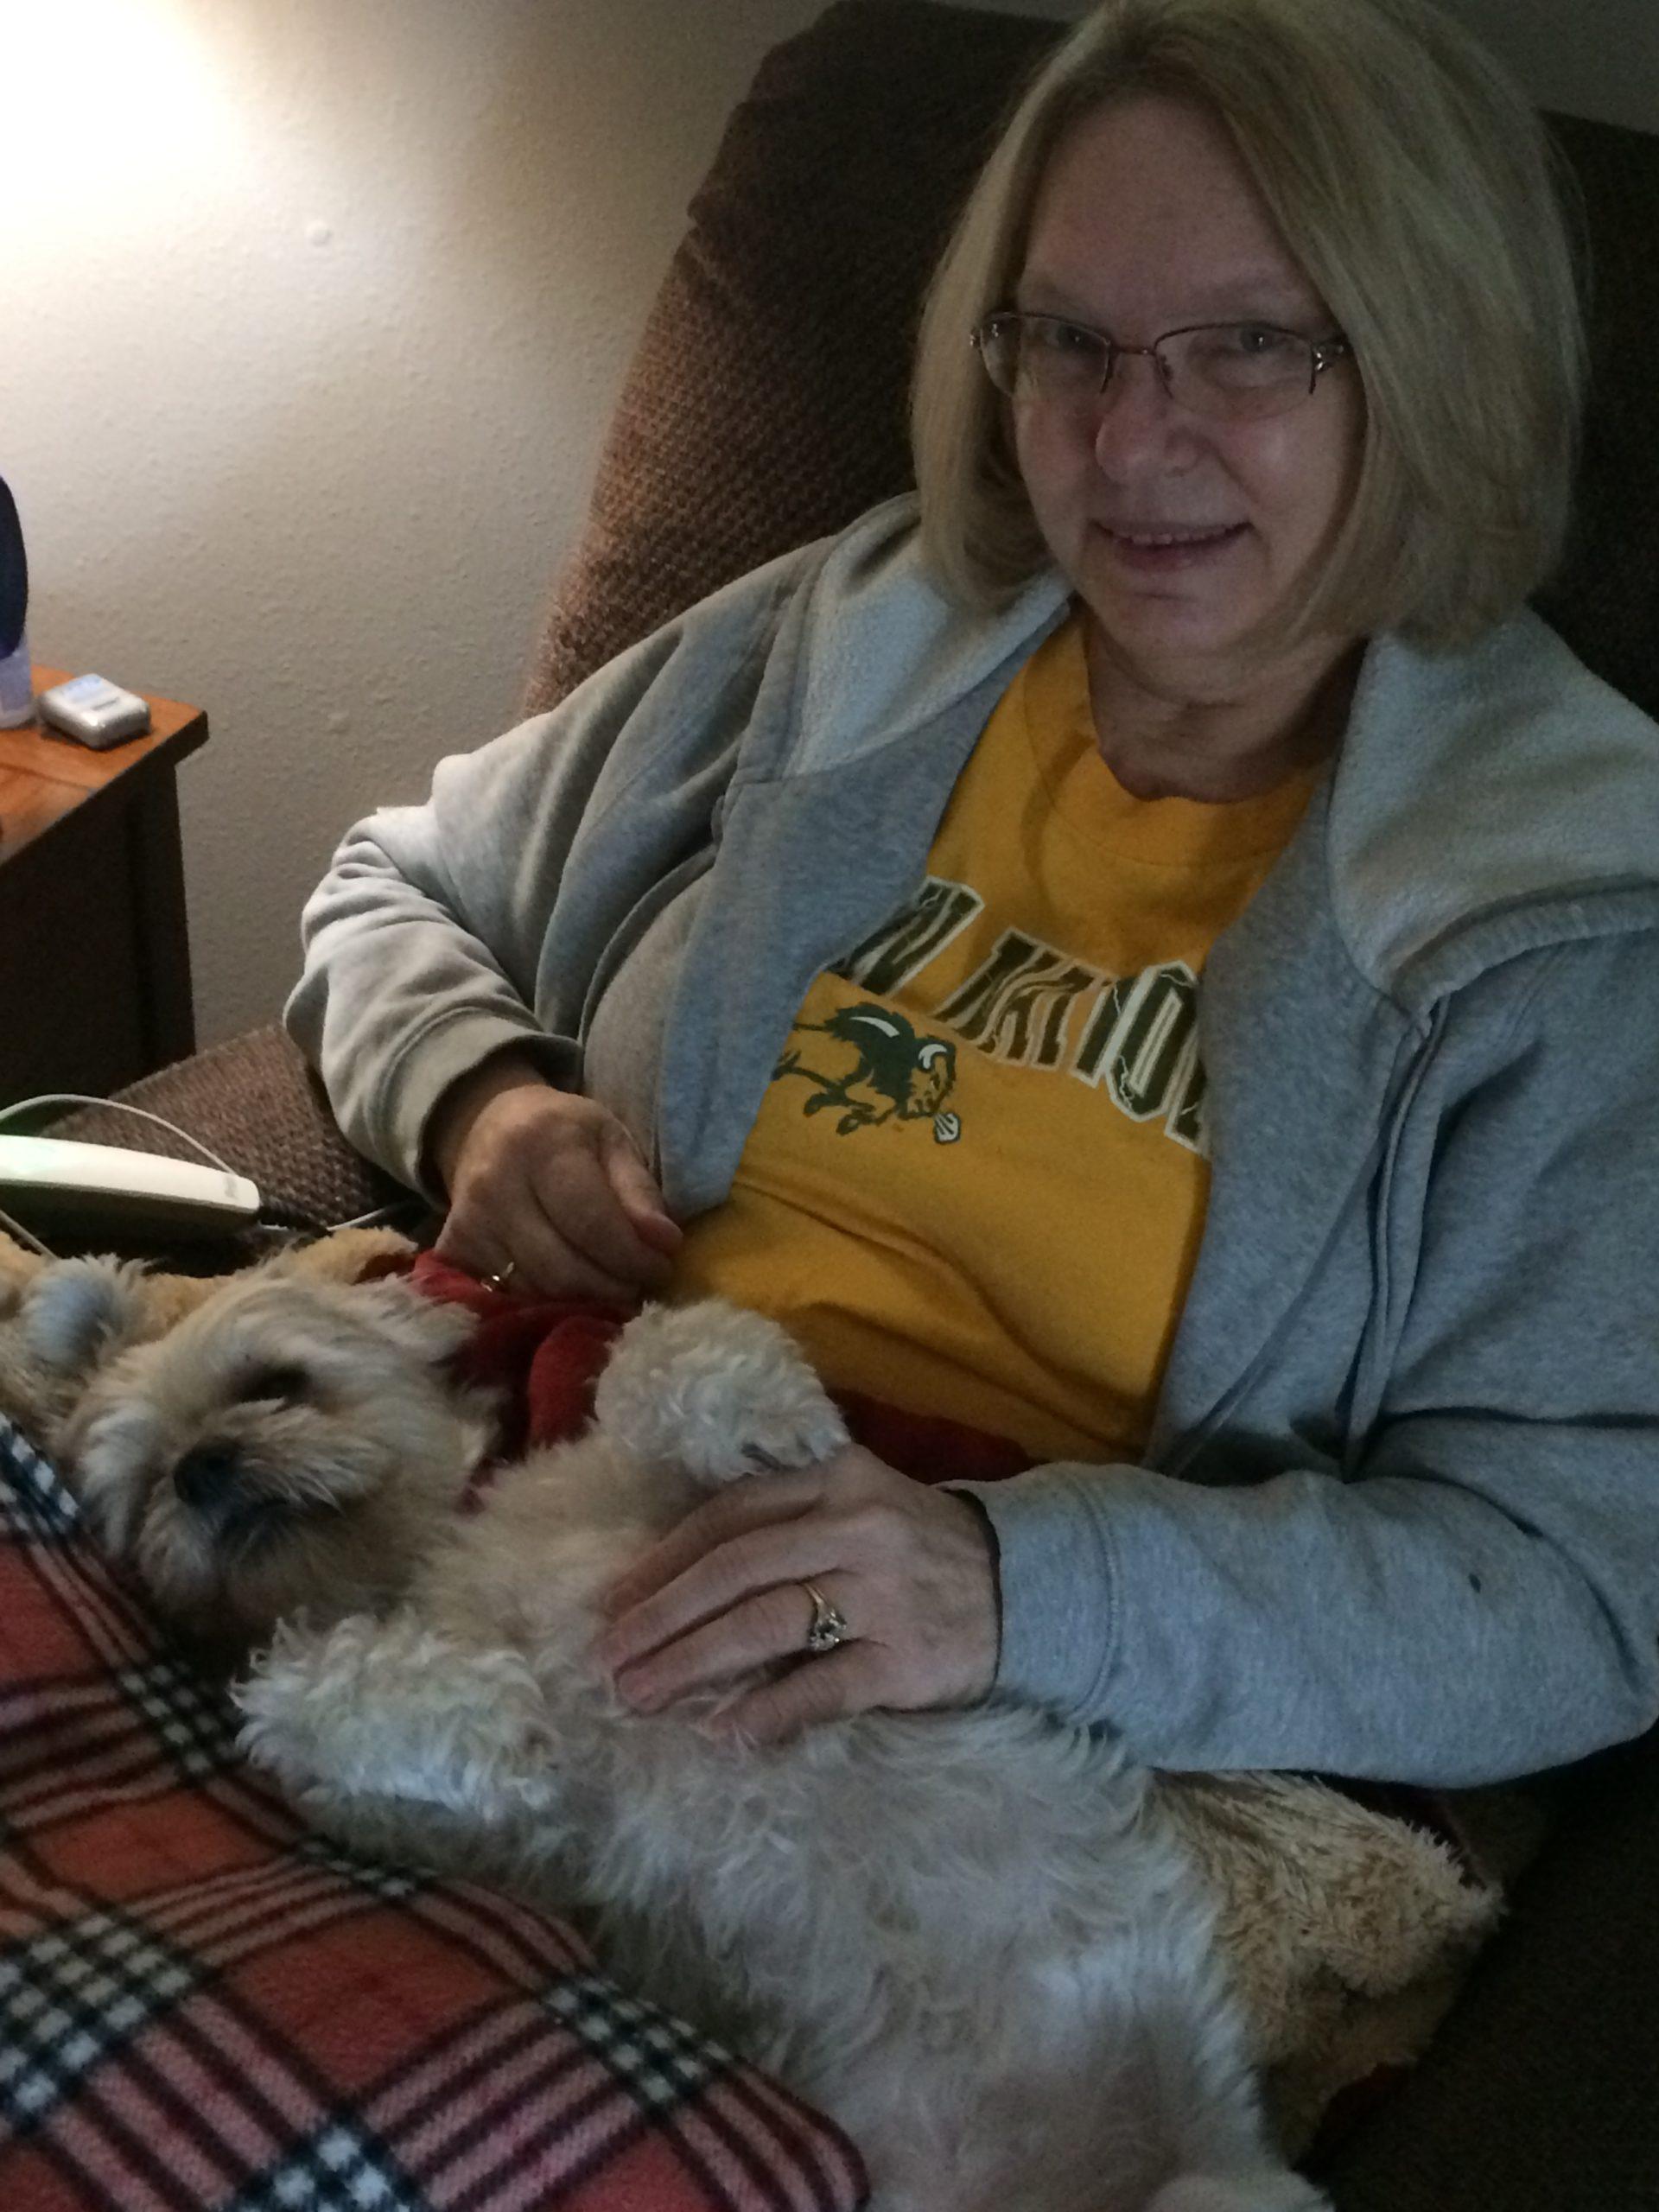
972, 310, 1351, 423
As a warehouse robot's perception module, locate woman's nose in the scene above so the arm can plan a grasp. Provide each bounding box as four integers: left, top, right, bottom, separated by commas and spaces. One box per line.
1089, 353, 1201, 476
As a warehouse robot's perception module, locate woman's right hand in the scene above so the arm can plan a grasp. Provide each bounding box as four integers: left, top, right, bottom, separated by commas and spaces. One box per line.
427, 1052, 682, 1301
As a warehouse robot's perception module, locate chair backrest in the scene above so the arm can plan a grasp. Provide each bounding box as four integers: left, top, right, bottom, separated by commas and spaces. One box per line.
524, 0, 1659, 721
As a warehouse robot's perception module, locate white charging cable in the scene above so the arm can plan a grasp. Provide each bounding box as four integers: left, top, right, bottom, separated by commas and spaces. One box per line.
0, 1202, 54, 1258
0, 1091, 241, 1173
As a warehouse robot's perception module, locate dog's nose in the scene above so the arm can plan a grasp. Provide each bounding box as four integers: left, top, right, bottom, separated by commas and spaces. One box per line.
174, 1446, 240, 1512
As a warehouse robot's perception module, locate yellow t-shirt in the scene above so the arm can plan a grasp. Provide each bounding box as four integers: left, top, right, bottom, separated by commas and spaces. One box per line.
671, 612, 1318, 1462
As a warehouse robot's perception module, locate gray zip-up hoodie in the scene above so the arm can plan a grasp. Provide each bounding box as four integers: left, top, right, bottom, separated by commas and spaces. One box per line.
289, 495, 1659, 1789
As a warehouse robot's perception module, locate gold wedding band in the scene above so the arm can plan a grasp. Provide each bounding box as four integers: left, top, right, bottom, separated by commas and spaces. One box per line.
801, 1579, 849, 1655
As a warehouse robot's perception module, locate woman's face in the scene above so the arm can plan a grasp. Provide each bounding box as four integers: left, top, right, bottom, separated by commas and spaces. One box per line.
1012, 96, 1364, 696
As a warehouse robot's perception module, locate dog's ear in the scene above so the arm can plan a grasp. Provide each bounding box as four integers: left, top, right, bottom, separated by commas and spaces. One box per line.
21, 1258, 149, 1381
350, 1279, 479, 1365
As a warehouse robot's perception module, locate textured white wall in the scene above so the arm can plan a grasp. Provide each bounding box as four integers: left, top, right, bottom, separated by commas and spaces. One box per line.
3, 0, 824, 1052
3, 0, 1654, 1057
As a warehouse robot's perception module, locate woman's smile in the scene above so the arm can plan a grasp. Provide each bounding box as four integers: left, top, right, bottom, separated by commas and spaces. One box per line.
1092, 518, 1251, 575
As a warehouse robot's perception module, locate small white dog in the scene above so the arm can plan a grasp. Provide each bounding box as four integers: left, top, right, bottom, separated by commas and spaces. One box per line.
31, 1258, 1327, 2212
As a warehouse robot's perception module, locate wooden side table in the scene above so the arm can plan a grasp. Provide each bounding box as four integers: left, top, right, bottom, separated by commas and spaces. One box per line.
0, 670, 210, 1107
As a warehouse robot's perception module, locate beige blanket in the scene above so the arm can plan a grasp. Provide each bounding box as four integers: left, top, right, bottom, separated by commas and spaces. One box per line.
1162, 1767, 1549, 2154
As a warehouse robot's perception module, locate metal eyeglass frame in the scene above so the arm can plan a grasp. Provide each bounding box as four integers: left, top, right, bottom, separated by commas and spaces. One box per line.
972, 309, 1352, 415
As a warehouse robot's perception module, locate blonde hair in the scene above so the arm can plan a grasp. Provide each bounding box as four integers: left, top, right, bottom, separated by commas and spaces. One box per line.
910, 0, 1588, 650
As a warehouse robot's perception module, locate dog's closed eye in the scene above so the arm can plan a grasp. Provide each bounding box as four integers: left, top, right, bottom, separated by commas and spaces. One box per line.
235, 1364, 311, 1407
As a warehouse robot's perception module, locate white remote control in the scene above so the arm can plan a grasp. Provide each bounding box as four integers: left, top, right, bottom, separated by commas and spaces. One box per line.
0, 1135, 261, 1236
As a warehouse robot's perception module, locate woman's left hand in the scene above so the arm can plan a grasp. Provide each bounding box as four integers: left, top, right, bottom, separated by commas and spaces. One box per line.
594, 1446, 1001, 1743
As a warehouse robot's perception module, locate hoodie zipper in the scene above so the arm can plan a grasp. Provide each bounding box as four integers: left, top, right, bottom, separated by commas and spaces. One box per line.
1154, 1007, 1446, 1483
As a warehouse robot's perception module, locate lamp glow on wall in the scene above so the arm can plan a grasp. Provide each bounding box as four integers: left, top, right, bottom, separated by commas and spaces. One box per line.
7, 0, 245, 265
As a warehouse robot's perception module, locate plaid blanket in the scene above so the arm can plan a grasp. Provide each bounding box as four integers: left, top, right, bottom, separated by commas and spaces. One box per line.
0, 1415, 867, 2212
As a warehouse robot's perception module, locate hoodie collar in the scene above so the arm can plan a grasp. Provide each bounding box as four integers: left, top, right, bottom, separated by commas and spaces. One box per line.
1325, 611, 1659, 1007
779, 500, 1659, 1003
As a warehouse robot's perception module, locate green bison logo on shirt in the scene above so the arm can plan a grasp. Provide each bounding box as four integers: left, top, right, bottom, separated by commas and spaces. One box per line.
774, 1003, 962, 1142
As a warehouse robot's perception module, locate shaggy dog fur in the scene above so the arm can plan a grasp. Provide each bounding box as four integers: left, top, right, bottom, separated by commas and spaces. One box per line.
29, 1259, 1329, 2212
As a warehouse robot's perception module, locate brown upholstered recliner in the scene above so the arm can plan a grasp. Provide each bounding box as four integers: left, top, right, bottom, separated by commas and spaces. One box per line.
54, 6, 1659, 2203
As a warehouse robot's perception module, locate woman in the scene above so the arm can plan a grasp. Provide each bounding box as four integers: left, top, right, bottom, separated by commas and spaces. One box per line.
288, 0, 1659, 1785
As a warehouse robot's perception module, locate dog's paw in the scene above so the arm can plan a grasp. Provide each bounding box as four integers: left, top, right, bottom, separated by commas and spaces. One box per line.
235, 1616, 363, 1790
594, 1300, 848, 1485
238, 1613, 563, 1822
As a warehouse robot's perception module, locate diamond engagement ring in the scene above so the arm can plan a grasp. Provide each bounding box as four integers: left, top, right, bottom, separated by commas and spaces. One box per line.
482, 1261, 518, 1294
800, 1580, 849, 1655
